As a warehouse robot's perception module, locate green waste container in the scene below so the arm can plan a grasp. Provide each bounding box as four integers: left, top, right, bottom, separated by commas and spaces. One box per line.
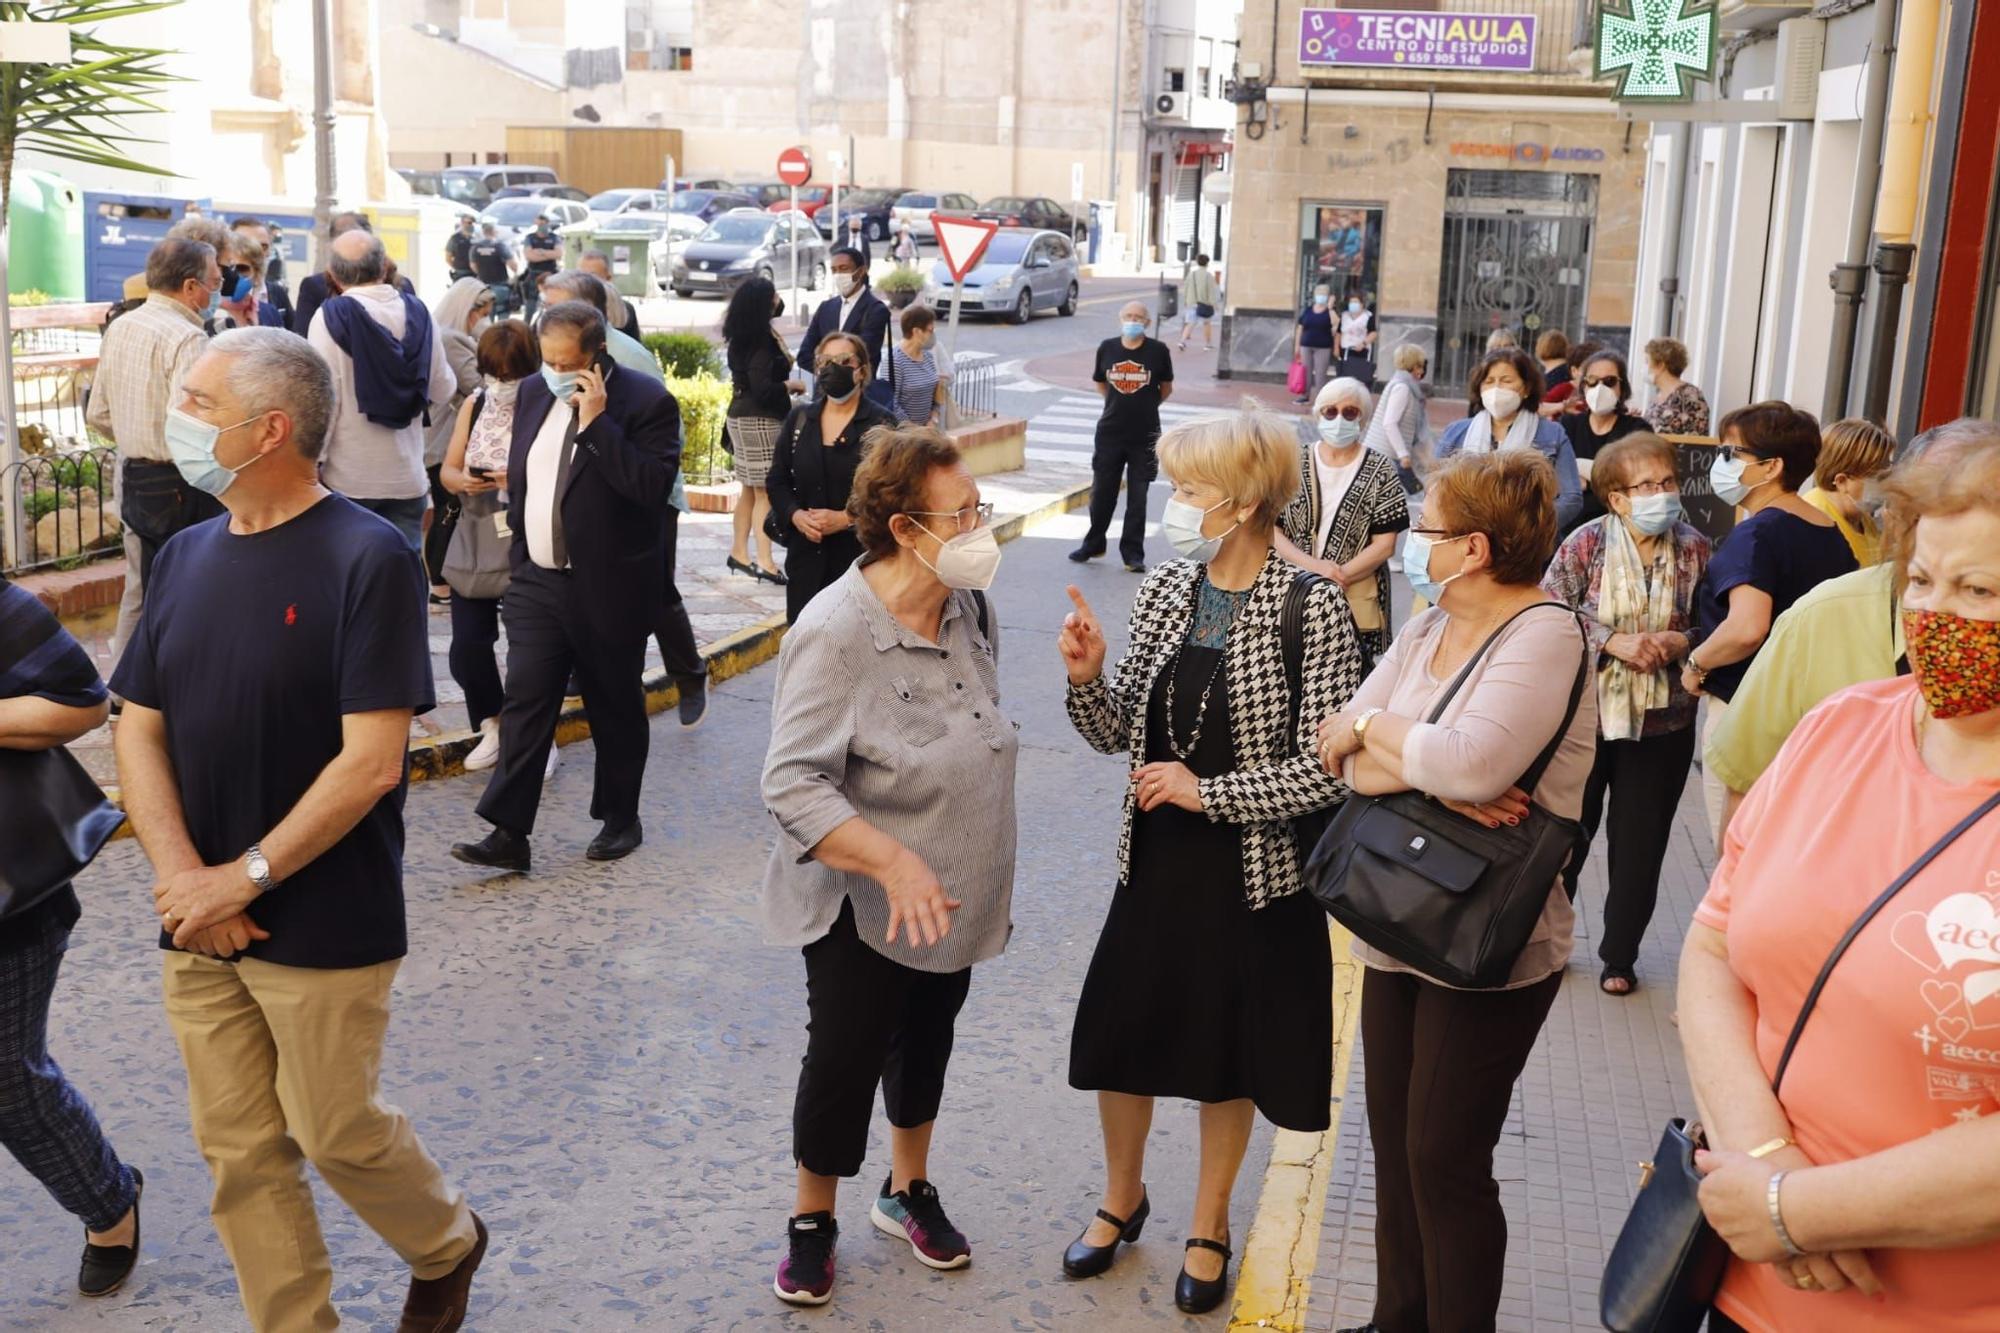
10, 169, 84, 301
586, 227, 655, 300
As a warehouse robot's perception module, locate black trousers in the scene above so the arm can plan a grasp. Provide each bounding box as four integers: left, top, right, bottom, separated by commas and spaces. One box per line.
476, 564, 648, 836
120, 458, 222, 589
424, 464, 458, 588
1561, 725, 1699, 971
1081, 431, 1157, 565
793, 899, 972, 1179
651, 510, 706, 691
1361, 967, 1562, 1333
448, 593, 504, 731
782, 530, 863, 625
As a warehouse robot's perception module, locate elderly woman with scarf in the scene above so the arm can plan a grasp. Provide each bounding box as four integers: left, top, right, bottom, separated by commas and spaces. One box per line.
1542, 432, 1711, 994
1433, 346, 1585, 530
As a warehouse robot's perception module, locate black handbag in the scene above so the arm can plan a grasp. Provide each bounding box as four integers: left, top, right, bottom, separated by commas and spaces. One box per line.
0, 744, 123, 924
1302, 603, 1589, 989
1600, 787, 2000, 1333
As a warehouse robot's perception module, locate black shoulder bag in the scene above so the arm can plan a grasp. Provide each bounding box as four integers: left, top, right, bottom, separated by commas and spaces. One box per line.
1280, 570, 1340, 872
762, 405, 809, 550
0, 745, 124, 924
1600, 787, 2000, 1333
1301, 602, 1590, 989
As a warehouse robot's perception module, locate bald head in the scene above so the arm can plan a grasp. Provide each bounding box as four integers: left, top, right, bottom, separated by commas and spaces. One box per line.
328, 231, 387, 288
1120, 301, 1149, 323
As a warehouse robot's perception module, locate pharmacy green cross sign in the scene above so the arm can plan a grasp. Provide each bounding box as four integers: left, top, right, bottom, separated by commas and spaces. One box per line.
1595, 0, 1719, 101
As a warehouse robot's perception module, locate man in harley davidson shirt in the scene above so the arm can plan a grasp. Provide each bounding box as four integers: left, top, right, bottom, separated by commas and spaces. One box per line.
1070, 300, 1175, 572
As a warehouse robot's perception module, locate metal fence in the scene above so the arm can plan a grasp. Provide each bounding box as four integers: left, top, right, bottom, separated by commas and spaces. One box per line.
4, 303, 113, 574
950, 351, 998, 422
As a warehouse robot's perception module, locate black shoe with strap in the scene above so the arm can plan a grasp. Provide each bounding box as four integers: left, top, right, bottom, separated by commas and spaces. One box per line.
1174, 1234, 1232, 1314
1061, 1188, 1149, 1278
78, 1167, 142, 1297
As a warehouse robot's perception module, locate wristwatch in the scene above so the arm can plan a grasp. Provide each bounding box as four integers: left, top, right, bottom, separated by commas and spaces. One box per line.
1351, 707, 1386, 744
243, 843, 276, 894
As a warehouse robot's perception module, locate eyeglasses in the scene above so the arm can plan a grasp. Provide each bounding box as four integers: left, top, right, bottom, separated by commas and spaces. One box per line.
820, 354, 860, 370
908, 502, 994, 532
227, 263, 254, 277
1618, 479, 1680, 497
1581, 375, 1620, 389
1728, 447, 1766, 464
1318, 404, 1362, 421
1408, 527, 1463, 540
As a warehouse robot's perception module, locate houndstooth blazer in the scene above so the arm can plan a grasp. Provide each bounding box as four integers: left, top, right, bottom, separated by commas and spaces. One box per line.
1066, 547, 1363, 908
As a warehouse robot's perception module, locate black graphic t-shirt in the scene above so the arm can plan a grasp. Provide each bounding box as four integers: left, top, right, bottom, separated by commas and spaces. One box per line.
1093, 336, 1175, 441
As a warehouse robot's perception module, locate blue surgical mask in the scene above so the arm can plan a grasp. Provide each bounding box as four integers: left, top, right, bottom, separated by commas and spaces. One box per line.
203, 282, 221, 317
1347, 300, 1362, 314
542, 366, 581, 402
1401, 530, 1469, 605
165, 407, 264, 498
1317, 415, 1361, 447
1709, 451, 1772, 506
1121, 321, 1146, 339
1161, 495, 1238, 564
1312, 294, 1329, 309
1626, 491, 1683, 536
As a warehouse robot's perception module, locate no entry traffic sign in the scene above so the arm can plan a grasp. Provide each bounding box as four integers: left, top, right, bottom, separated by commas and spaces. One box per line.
777, 146, 812, 187
933, 214, 999, 283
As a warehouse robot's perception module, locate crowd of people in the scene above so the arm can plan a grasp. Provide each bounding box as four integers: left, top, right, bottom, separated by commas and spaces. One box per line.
5, 237, 1999, 1333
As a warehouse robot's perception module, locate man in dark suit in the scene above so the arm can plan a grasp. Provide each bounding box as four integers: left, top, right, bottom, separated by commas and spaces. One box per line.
451, 302, 680, 873
797, 245, 891, 378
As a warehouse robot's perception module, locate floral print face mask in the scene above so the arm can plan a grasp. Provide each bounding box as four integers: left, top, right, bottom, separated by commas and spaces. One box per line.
1903, 609, 2000, 719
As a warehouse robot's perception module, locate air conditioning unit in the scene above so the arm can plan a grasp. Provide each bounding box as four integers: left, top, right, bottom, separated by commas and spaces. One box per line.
1774, 17, 1824, 119
1153, 92, 1188, 122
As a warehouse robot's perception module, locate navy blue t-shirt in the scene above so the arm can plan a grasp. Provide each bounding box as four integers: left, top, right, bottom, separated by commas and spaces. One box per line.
1694, 506, 1858, 703
111, 495, 434, 969
1296, 307, 1334, 349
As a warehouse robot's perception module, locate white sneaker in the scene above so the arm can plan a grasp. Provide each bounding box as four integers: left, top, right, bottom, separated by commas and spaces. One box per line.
544, 743, 560, 781
464, 718, 502, 772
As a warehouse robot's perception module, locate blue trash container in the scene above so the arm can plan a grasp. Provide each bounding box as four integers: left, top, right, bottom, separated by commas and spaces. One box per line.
83, 192, 213, 302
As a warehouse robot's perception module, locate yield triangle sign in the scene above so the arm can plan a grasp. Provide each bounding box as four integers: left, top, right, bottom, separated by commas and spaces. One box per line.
933, 214, 999, 283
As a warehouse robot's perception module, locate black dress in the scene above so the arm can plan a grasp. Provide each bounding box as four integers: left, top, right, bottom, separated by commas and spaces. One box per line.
1069, 608, 1334, 1132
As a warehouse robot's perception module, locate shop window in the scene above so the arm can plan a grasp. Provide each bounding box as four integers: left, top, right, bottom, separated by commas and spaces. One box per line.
1297, 202, 1385, 313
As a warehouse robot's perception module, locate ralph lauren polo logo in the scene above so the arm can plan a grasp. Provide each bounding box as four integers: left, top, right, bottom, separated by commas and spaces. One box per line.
284, 604, 297, 626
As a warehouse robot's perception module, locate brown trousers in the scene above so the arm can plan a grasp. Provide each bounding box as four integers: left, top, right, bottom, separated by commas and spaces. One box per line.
163, 952, 477, 1333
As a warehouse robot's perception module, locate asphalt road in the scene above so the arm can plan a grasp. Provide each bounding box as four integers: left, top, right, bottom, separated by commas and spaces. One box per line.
2, 518, 1285, 1331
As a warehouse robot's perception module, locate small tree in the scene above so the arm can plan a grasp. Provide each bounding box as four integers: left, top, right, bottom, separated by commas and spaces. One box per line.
0, 0, 182, 565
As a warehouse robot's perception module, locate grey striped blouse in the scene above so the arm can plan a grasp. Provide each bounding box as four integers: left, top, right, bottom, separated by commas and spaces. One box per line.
759, 562, 1018, 973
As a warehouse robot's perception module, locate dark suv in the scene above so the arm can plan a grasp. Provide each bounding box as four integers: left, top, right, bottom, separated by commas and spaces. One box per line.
815, 187, 908, 242
974, 196, 1085, 241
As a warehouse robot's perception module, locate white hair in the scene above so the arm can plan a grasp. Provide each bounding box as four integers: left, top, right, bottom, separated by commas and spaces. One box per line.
1313, 375, 1374, 431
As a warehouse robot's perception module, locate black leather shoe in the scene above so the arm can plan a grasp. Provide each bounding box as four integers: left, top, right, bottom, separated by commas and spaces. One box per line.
677, 680, 708, 730
1174, 1235, 1231, 1314
1067, 545, 1103, 563
451, 827, 530, 874
1123, 561, 1147, 574
1062, 1189, 1148, 1278
78, 1167, 141, 1297
586, 818, 642, 861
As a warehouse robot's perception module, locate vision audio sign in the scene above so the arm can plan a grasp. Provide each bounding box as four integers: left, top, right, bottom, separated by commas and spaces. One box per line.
1298, 8, 1537, 72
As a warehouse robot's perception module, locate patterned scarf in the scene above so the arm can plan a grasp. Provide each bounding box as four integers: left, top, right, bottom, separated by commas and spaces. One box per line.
1595, 515, 1675, 741
1459, 408, 1538, 456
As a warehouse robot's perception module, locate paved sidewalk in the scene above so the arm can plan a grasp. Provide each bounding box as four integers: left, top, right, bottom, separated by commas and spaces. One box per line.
1298, 776, 1712, 1332
60, 452, 1093, 786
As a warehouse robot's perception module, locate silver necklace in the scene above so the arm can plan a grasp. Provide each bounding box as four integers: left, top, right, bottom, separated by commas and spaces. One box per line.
1162, 580, 1248, 759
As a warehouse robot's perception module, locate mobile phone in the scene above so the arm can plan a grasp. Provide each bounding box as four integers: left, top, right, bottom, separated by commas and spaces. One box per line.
469, 466, 493, 480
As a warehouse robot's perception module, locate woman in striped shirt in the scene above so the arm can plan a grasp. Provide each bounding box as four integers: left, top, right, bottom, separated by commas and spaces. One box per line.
887, 304, 948, 427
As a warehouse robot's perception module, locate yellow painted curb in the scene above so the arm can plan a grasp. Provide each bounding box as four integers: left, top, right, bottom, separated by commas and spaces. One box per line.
1229, 922, 1363, 1332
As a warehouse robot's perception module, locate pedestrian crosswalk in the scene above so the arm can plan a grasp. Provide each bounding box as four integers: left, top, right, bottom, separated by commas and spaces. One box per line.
1023, 394, 1220, 462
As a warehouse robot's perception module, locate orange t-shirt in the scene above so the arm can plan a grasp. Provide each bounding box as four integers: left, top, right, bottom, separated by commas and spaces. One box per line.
1694, 676, 2000, 1331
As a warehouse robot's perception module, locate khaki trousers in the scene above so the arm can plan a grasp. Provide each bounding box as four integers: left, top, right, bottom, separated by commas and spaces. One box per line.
162, 952, 476, 1333
1700, 696, 1732, 855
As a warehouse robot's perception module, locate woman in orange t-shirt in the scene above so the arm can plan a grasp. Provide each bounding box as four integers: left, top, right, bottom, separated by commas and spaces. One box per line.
1679, 422, 2000, 1332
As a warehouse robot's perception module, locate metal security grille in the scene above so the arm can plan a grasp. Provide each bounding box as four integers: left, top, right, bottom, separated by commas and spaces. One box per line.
1435, 169, 1600, 391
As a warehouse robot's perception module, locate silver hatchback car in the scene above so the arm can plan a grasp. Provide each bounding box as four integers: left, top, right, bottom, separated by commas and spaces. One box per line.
921, 228, 1080, 324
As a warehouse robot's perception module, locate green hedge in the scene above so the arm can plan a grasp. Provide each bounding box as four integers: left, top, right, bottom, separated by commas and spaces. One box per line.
645, 331, 721, 379
667, 372, 733, 485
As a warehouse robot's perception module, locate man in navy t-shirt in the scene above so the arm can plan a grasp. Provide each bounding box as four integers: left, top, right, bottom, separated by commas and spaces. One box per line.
112, 327, 488, 1332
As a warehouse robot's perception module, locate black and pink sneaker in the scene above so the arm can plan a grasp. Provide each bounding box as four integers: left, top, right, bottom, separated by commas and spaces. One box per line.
774, 1211, 838, 1306
870, 1175, 972, 1270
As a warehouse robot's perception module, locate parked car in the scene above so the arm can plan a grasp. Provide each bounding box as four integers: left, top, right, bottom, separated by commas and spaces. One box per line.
479, 196, 590, 246
973, 195, 1085, 240
666, 189, 759, 224
664, 177, 738, 193
921, 228, 1079, 324
444, 164, 561, 206
667, 209, 829, 299
891, 191, 980, 241
602, 209, 706, 246
494, 184, 588, 203
587, 188, 673, 226
771, 184, 833, 221
401, 167, 493, 210
815, 187, 908, 242
733, 180, 793, 209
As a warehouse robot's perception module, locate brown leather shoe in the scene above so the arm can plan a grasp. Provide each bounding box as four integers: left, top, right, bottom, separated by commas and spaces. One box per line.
397, 1212, 487, 1333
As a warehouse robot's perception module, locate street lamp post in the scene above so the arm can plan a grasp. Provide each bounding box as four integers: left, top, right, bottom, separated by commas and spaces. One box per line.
311, 0, 337, 249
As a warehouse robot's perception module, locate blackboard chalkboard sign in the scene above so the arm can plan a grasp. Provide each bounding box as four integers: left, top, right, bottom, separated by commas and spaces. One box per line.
1666, 436, 1736, 546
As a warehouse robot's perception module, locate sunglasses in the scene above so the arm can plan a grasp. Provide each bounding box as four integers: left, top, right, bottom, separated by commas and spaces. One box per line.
1582, 375, 1620, 389
1319, 404, 1362, 421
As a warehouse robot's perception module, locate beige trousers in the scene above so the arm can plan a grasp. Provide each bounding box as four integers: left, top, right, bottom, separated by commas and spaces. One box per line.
1700, 696, 1732, 855
162, 952, 476, 1333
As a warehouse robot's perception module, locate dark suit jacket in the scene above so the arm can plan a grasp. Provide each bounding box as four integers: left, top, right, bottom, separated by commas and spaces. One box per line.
798, 286, 890, 377
505, 367, 681, 645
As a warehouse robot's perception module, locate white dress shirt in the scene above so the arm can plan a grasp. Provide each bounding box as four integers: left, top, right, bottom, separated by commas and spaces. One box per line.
524, 397, 574, 570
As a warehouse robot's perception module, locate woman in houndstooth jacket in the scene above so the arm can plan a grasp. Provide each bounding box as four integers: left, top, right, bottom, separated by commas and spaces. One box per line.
1056, 408, 1364, 1315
